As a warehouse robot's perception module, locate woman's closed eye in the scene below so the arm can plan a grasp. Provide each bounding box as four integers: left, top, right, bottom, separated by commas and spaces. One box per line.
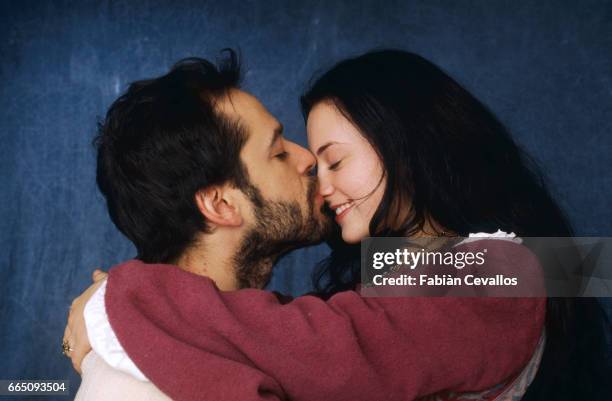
328, 160, 342, 171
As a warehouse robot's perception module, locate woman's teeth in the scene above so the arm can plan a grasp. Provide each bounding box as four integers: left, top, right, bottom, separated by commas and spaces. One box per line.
335, 202, 354, 215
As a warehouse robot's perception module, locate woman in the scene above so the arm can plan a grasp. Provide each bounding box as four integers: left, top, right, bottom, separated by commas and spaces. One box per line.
68, 49, 605, 400
302, 50, 606, 400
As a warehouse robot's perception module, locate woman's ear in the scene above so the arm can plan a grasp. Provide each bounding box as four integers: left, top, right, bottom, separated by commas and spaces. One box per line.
195, 186, 243, 228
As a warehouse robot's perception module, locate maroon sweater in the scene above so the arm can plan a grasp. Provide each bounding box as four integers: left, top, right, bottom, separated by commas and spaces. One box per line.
105, 241, 545, 401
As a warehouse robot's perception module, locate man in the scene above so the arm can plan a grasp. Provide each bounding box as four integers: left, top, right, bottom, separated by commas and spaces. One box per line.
66, 50, 332, 397
90, 51, 329, 290
65, 51, 544, 401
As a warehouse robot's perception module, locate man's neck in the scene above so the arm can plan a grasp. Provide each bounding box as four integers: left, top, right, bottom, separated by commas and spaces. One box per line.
175, 230, 242, 291
174, 229, 277, 291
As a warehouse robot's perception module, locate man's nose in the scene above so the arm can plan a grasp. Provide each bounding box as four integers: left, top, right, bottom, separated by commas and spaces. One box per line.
287, 141, 316, 176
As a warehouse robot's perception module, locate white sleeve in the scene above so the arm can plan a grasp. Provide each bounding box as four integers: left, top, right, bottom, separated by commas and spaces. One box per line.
84, 280, 150, 382
458, 229, 523, 245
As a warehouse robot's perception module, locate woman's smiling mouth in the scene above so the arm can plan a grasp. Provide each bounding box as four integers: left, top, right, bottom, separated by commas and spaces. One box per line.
330, 201, 355, 222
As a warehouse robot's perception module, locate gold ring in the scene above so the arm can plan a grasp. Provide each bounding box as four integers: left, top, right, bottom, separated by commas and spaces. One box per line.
62, 340, 73, 356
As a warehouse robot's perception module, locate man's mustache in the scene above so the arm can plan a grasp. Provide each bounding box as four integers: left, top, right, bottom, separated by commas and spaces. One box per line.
306, 177, 317, 205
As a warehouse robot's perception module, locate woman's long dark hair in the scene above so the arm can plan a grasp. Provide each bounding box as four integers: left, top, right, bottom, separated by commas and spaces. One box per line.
301, 50, 609, 400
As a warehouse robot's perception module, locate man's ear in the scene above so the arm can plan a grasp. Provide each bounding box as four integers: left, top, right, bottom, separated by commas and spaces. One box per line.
195, 185, 243, 228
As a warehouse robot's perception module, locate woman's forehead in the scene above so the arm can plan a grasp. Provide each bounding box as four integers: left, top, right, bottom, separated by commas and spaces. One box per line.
307, 103, 368, 149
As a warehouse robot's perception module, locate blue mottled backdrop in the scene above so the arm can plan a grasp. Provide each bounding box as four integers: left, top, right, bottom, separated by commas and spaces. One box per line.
1, 0, 611, 399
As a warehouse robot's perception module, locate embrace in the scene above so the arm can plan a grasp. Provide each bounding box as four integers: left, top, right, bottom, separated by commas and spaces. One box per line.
64, 49, 578, 401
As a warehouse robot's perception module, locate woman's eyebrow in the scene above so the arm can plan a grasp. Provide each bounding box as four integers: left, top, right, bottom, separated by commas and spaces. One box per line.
315, 141, 339, 156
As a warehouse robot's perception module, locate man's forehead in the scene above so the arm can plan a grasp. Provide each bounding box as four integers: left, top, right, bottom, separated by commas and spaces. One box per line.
216, 90, 269, 121
216, 89, 281, 141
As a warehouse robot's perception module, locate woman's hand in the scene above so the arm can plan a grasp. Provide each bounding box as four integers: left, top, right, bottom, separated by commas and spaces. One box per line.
63, 269, 108, 374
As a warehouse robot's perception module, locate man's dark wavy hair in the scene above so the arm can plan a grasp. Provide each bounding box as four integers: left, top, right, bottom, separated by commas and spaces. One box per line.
301, 49, 611, 400
95, 49, 247, 264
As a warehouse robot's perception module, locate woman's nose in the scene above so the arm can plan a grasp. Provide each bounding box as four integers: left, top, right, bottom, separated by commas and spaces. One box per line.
317, 172, 334, 197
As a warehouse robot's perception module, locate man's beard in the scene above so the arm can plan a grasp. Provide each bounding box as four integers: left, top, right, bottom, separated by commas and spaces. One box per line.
233, 177, 333, 289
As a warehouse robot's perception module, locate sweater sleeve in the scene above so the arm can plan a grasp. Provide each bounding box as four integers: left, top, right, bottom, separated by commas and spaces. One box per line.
103, 248, 545, 401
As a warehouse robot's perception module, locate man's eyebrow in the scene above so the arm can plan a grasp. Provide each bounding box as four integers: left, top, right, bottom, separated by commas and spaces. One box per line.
268, 124, 284, 149
316, 141, 338, 156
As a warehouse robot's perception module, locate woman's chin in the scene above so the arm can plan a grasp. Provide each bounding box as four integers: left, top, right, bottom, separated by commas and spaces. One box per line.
340, 227, 368, 244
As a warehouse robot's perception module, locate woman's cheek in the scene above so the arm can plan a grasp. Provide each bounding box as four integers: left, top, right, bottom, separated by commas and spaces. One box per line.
339, 172, 365, 199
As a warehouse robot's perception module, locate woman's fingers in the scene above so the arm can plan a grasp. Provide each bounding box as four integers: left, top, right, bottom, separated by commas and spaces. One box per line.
65, 279, 105, 373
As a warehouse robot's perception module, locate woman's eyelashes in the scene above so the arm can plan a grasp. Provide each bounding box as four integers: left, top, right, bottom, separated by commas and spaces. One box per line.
328, 160, 342, 171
